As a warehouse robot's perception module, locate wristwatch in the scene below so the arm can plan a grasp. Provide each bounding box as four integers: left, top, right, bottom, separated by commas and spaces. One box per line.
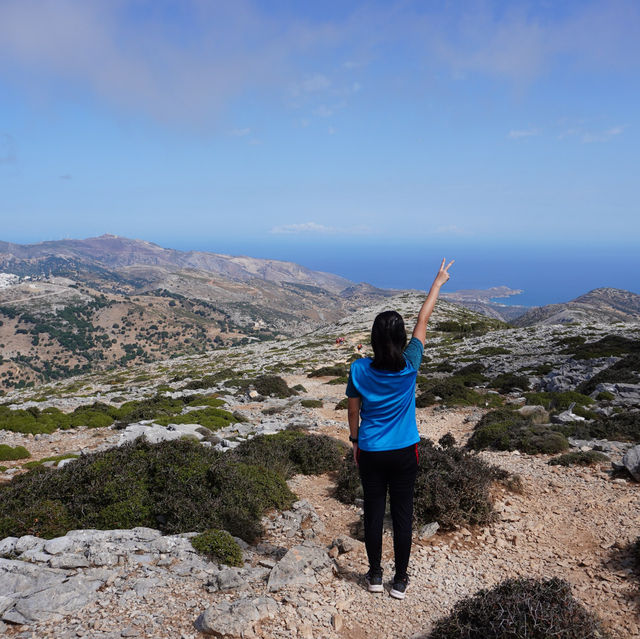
349, 435, 358, 443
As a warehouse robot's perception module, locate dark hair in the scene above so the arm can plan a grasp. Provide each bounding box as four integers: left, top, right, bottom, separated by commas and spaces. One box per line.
371, 310, 407, 372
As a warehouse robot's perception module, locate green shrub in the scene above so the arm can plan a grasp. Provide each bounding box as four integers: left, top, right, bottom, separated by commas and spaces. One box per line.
253, 375, 296, 398
183, 369, 236, 389
491, 373, 530, 393
335, 398, 348, 410
569, 412, 640, 443
0, 466, 6, 472
300, 399, 323, 408
191, 529, 243, 567
291, 384, 307, 392
0, 438, 294, 541
416, 377, 498, 408
468, 408, 569, 454
434, 361, 455, 373
578, 353, 640, 394
336, 439, 500, 530
427, 577, 609, 639
524, 391, 594, 411
0, 444, 30, 461
154, 407, 237, 431
307, 364, 348, 378
555, 334, 586, 350
434, 319, 503, 335
326, 376, 349, 385
187, 396, 225, 408
232, 431, 347, 479
548, 451, 610, 466
571, 335, 640, 359
596, 391, 615, 401
532, 362, 554, 376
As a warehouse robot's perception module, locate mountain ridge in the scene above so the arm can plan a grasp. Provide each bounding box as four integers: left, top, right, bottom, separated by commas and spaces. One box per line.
511, 287, 640, 326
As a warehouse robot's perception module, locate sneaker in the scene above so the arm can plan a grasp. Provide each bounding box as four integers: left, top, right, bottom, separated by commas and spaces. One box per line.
364, 570, 383, 593
390, 577, 408, 600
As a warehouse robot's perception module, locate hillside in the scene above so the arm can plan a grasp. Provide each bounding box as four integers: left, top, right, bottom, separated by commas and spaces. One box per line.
0, 292, 638, 638
0, 235, 352, 292
512, 288, 640, 326
0, 236, 396, 391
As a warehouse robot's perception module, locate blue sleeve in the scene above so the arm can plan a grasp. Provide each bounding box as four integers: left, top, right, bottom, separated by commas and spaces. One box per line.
403, 337, 424, 371
345, 369, 361, 397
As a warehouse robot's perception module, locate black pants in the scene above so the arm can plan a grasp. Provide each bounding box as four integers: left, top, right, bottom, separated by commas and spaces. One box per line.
358, 444, 418, 581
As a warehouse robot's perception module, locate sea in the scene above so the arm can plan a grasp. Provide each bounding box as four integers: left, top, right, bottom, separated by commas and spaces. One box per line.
166, 238, 640, 309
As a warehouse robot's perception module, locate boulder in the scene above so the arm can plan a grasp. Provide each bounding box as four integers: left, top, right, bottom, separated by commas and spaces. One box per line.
267, 544, 333, 592
553, 409, 585, 424
0, 558, 113, 624
622, 445, 640, 482
195, 596, 277, 637
418, 522, 440, 540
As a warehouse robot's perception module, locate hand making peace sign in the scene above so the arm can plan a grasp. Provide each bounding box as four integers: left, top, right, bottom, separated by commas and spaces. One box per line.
434, 258, 455, 287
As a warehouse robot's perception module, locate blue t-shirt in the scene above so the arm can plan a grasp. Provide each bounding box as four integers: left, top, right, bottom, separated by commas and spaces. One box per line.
345, 337, 423, 451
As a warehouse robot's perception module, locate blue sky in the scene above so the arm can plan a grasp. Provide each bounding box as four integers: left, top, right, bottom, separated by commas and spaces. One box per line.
0, 0, 638, 258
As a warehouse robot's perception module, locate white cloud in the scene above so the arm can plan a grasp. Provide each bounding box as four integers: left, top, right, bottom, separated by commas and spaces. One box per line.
290, 74, 331, 97
270, 222, 337, 234
508, 128, 540, 139
559, 123, 626, 143
228, 128, 251, 137
582, 125, 626, 143
313, 105, 333, 118
270, 221, 372, 235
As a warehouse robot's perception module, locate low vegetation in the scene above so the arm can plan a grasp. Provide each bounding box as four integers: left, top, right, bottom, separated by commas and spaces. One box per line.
0, 393, 236, 435
416, 376, 501, 408
490, 372, 530, 393
548, 451, 610, 466
468, 408, 569, 454
23, 453, 79, 469
570, 335, 640, 359
224, 374, 297, 398
427, 577, 609, 639
307, 364, 348, 378
0, 444, 30, 461
578, 353, 640, 394
0, 438, 294, 541
300, 399, 323, 408
569, 412, 640, 444
524, 391, 595, 411
190, 529, 243, 567
336, 437, 504, 530
232, 430, 347, 479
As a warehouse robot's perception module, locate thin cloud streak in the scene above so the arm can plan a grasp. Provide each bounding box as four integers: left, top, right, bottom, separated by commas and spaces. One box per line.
0, 133, 17, 164
270, 222, 371, 235
508, 128, 540, 139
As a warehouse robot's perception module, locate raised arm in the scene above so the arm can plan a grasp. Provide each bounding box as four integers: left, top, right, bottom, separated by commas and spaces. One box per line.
411, 258, 454, 346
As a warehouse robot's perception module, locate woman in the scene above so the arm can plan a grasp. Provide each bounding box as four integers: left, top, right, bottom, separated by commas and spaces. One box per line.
345, 258, 454, 599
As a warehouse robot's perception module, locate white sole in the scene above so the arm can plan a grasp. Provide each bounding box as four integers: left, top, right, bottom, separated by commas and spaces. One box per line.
390, 588, 406, 599
367, 584, 384, 593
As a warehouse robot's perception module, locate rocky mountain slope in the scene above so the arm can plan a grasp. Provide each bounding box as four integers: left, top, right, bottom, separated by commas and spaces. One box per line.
0, 235, 352, 292
0, 293, 639, 638
512, 287, 640, 326
0, 237, 397, 391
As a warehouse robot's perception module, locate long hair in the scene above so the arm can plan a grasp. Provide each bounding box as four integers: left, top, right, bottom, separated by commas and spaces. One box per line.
371, 310, 407, 372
